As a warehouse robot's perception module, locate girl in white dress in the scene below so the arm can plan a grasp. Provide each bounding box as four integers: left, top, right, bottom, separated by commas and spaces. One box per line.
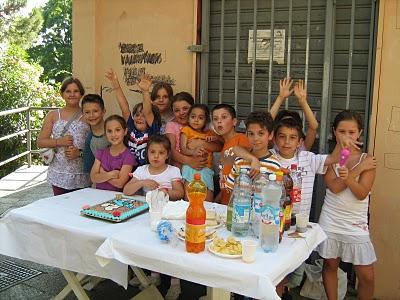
318, 110, 377, 300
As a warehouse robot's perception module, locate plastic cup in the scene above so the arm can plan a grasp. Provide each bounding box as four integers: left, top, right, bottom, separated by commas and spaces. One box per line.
242, 240, 257, 263
296, 213, 308, 233
150, 210, 162, 231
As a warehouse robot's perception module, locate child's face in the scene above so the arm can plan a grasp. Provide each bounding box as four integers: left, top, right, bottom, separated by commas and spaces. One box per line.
333, 120, 362, 146
274, 126, 302, 159
133, 106, 148, 132
153, 88, 170, 113
147, 143, 169, 168
82, 103, 105, 127
246, 123, 273, 153
105, 120, 127, 146
62, 83, 82, 106
172, 100, 191, 125
212, 108, 237, 136
189, 107, 207, 131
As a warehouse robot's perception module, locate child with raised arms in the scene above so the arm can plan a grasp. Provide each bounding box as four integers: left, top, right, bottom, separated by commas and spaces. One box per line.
270, 78, 319, 151
90, 115, 136, 191
106, 69, 161, 166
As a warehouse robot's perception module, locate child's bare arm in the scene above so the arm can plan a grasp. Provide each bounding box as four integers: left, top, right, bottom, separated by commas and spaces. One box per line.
166, 133, 207, 170
166, 180, 185, 201
123, 176, 143, 195
269, 77, 293, 119
90, 159, 119, 183
293, 79, 318, 150
180, 133, 196, 156
324, 165, 347, 193
138, 74, 155, 126
105, 68, 131, 121
108, 164, 133, 189
344, 155, 376, 200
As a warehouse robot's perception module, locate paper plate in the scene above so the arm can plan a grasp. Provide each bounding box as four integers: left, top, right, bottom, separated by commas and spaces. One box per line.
174, 225, 216, 242
207, 243, 242, 259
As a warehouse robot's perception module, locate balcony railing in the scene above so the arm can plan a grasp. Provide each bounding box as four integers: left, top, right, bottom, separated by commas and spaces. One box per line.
0, 106, 59, 168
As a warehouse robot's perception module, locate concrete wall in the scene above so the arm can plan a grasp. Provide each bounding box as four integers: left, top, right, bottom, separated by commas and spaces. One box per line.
369, 0, 400, 298
72, 0, 197, 116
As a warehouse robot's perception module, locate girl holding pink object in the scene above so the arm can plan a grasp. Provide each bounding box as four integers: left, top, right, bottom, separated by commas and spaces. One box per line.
318, 110, 377, 300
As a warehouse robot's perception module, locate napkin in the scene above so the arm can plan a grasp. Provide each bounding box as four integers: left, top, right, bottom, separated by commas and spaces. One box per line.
146, 190, 169, 212
162, 200, 189, 220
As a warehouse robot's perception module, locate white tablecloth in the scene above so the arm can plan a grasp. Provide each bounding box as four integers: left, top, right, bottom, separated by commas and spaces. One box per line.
96, 204, 327, 300
0, 188, 138, 287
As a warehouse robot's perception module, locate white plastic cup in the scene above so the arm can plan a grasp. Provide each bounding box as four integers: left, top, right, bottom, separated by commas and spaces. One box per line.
150, 211, 162, 231
296, 213, 309, 233
242, 240, 257, 263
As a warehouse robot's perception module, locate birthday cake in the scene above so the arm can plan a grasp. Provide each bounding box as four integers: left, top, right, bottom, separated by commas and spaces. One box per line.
81, 194, 149, 222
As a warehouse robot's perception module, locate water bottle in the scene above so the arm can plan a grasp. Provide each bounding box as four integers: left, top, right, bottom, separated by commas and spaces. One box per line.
251, 167, 269, 237
290, 164, 302, 204
231, 168, 252, 237
260, 173, 281, 253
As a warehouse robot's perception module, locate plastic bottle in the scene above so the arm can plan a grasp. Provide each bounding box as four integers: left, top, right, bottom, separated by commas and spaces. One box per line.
186, 173, 207, 253
251, 167, 269, 237
226, 189, 234, 231
260, 173, 281, 252
290, 164, 302, 204
275, 171, 286, 241
231, 168, 252, 237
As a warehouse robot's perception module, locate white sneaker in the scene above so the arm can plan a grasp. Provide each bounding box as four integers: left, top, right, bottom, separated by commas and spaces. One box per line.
165, 284, 181, 300
129, 275, 161, 288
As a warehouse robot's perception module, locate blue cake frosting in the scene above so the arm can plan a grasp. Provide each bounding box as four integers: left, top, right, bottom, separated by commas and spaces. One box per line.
81, 196, 149, 222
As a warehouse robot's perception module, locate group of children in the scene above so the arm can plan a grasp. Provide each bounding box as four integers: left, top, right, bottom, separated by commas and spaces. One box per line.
38, 73, 377, 300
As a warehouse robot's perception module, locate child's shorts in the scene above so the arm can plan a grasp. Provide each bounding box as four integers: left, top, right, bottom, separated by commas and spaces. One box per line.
182, 165, 214, 191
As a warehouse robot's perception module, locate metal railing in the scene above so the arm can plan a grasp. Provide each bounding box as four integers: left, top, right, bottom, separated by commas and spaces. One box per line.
0, 106, 59, 168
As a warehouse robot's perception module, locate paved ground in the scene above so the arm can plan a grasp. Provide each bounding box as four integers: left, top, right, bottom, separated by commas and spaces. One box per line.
0, 165, 357, 300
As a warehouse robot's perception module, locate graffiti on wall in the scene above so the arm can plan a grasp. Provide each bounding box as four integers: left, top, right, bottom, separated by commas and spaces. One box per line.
119, 42, 175, 92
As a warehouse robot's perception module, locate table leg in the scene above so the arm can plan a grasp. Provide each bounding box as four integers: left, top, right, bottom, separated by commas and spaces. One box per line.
58, 269, 90, 300
53, 273, 88, 300
129, 266, 164, 300
206, 286, 231, 300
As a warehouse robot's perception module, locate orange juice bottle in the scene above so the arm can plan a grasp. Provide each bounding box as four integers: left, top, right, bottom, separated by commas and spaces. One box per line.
186, 173, 207, 253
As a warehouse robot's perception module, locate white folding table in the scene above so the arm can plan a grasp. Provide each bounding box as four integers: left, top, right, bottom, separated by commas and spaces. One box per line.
0, 188, 157, 300
96, 203, 327, 300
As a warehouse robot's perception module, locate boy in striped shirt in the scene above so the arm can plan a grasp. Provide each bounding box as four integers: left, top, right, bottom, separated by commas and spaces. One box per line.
226, 111, 281, 190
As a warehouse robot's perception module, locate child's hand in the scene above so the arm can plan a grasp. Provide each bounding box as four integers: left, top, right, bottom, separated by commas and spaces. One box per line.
337, 166, 349, 180
142, 179, 159, 190
109, 170, 120, 179
249, 157, 261, 179
138, 74, 152, 92
64, 145, 79, 160
279, 77, 294, 99
293, 79, 307, 103
158, 188, 169, 195
360, 156, 377, 172
338, 135, 362, 151
58, 135, 73, 147
195, 147, 207, 157
205, 135, 218, 142
105, 68, 120, 89
187, 138, 206, 149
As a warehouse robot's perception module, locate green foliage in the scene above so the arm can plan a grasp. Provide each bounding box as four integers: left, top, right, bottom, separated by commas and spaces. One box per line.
7, 8, 43, 49
0, 0, 27, 44
0, 45, 62, 177
28, 0, 72, 83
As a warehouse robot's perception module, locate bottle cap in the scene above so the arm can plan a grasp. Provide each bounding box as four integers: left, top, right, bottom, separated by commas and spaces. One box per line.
194, 173, 201, 180
269, 173, 276, 181
290, 164, 297, 170
240, 167, 248, 174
